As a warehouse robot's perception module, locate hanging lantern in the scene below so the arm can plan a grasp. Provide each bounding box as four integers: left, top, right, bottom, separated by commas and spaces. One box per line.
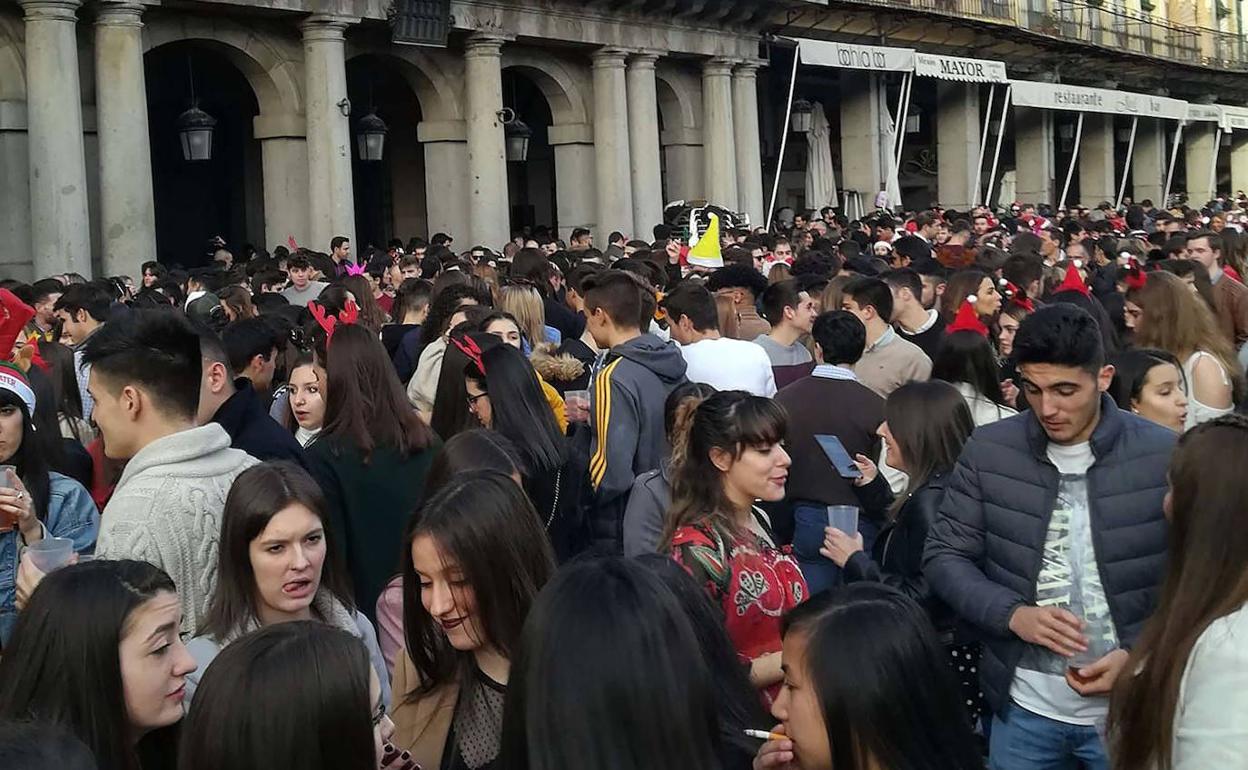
356, 111, 388, 162
505, 117, 532, 163
176, 104, 217, 161
790, 98, 814, 133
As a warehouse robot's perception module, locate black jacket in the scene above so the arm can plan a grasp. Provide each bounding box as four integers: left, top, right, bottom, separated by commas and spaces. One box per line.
844, 472, 955, 637
212, 379, 308, 469
923, 395, 1175, 715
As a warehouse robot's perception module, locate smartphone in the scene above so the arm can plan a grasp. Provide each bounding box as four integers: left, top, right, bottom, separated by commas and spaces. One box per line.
814, 434, 862, 479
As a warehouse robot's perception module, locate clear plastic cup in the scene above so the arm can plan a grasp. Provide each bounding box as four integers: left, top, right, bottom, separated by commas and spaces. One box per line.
564, 390, 591, 423
826, 505, 859, 536
25, 537, 75, 573
0, 464, 16, 532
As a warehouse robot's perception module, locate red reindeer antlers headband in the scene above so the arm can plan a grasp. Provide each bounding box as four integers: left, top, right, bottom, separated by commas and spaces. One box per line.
308, 298, 359, 346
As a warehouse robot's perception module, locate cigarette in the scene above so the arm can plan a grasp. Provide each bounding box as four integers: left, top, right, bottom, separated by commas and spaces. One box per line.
744, 729, 787, 741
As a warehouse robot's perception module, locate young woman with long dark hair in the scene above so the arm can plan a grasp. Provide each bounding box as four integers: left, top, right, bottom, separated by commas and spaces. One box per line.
1108, 349, 1189, 433
939, 270, 1001, 325
1109, 415, 1248, 769
285, 351, 327, 446
636, 553, 766, 770
343, 274, 390, 333
185, 462, 388, 706
305, 324, 437, 622
500, 557, 721, 770
180, 622, 394, 770
462, 341, 586, 560
932, 330, 1018, 426
407, 285, 487, 417
819, 380, 983, 724
663, 390, 806, 705
0, 560, 196, 770
391, 470, 555, 769
752, 584, 982, 770
0, 368, 98, 644
36, 338, 92, 443
430, 330, 502, 442
477, 311, 567, 432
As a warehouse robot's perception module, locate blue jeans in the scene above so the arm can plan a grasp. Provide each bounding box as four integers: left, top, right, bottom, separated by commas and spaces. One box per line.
989, 704, 1108, 770
791, 502, 879, 597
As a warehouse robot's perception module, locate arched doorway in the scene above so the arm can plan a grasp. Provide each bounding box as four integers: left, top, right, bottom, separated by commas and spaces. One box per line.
501, 69, 556, 237
145, 43, 265, 266
347, 55, 427, 252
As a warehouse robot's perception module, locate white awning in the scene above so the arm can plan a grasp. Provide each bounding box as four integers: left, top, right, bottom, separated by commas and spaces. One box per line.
1186, 104, 1223, 123
795, 38, 915, 72
1223, 107, 1248, 131
1010, 79, 1188, 121
913, 52, 1008, 83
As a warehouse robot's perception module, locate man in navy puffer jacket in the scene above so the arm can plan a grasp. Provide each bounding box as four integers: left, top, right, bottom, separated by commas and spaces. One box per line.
924, 304, 1175, 770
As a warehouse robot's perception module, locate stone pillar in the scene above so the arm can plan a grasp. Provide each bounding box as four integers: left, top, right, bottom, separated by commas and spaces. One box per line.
626, 52, 662, 239
1133, 118, 1168, 205
254, 112, 310, 250
732, 62, 764, 227
1079, 112, 1116, 206
301, 15, 356, 254
936, 81, 980, 210
94, 1, 155, 276
1231, 135, 1248, 199
463, 34, 510, 250
21, 0, 91, 277
417, 120, 470, 245
549, 122, 597, 242
1185, 121, 1217, 206
1014, 106, 1055, 206
840, 73, 884, 199
701, 57, 737, 208
0, 100, 33, 281
662, 128, 704, 202
591, 48, 633, 241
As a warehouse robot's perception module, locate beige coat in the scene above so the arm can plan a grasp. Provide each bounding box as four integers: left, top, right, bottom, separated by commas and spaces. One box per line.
389, 651, 459, 768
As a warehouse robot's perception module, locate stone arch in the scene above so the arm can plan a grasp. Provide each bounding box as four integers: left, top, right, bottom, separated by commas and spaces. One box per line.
345, 46, 463, 122
655, 63, 702, 132
143, 16, 303, 117
500, 49, 591, 126
0, 13, 26, 101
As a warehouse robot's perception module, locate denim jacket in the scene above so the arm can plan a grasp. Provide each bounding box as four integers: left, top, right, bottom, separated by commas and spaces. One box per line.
0, 472, 100, 644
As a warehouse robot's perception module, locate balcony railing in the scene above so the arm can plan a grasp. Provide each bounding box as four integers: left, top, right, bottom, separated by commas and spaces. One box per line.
823, 0, 1248, 71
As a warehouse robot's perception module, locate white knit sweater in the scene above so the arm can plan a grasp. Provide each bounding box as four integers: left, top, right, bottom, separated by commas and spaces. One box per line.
96, 424, 258, 635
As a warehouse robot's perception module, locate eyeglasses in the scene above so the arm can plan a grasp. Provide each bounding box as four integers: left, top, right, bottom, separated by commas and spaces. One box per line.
466, 391, 489, 409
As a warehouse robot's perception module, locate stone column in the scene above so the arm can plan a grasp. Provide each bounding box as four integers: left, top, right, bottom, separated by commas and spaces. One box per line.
94, 1, 155, 276
254, 112, 310, 249
936, 81, 980, 210
21, 0, 91, 277
301, 15, 356, 254
1014, 106, 1055, 206
463, 34, 510, 250
0, 100, 34, 281
415, 120, 470, 244
1231, 135, 1248, 199
701, 57, 737, 208
1185, 121, 1217, 206
549, 123, 597, 242
1078, 113, 1116, 206
626, 52, 662, 239
840, 73, 884, 199
732, 62, 764, 227
1133, 118, 1168, 205
662, 128, 704, 202
592, 48, 633, 241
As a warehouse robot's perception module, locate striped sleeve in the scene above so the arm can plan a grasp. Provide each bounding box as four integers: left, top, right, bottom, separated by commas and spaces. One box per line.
589, 358, 622, 489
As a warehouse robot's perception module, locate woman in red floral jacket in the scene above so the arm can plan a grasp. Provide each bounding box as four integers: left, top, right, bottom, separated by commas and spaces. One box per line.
662, 390, 807, 706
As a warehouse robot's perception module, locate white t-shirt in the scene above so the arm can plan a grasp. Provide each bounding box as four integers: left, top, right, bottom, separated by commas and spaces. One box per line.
1009, 440, 1118, 726
679, 337, 777, 397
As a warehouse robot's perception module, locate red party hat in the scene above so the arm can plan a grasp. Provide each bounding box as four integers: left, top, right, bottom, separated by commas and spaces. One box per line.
946, 294, 989, 338
1053, 260, 1090, 297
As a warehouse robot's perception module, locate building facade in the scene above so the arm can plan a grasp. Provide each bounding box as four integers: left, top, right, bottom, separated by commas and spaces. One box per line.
0, 0, 1245, 280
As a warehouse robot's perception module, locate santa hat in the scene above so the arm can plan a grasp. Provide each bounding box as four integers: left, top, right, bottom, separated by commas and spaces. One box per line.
0, 361, 35, 416
0, 289, 35, 363
998, 278, 1035, 312
1121, 257, 1148, 291
1053, 260, 1090, 297
946, 295, 989, 338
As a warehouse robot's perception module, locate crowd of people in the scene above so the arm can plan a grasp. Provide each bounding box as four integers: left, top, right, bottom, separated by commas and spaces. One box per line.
0, 193, 1246, 770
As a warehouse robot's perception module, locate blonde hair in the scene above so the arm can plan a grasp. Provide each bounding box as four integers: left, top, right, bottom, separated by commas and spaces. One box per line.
499, 284, 547, 345
1128, 270, 1241, 392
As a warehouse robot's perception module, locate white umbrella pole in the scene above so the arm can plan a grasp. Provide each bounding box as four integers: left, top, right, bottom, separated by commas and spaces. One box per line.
974, 84, 997, 206
894, 72, 913, 166
1163, 121, 1184, 206
984, 84, 1012, 208
1059, 112, 1085, 210
1115, 116, 1138, 210
1209, 127, 1223, 199
766, 45, 801, 231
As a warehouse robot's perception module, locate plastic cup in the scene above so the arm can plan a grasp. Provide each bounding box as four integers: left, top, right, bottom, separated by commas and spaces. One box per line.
564, 390, 591, 423
0, 465, 15, 532
826, 505, 859, 536
25, 537, 75, 573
